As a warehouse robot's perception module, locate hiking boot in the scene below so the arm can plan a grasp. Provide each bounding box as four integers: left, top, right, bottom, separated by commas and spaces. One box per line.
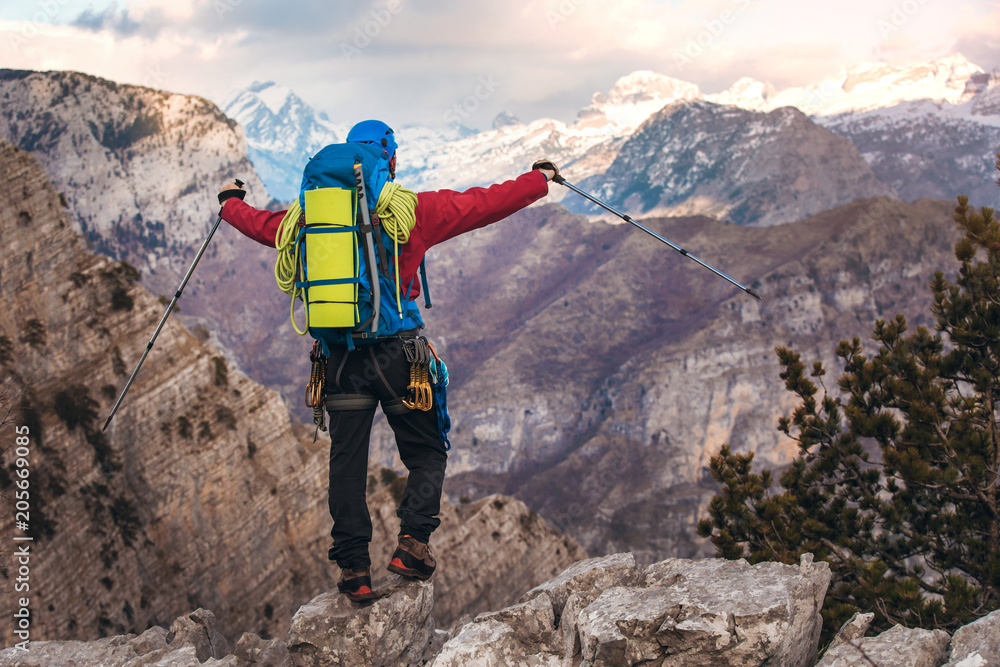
387, 535, 436, 580
337, 567, 378, 602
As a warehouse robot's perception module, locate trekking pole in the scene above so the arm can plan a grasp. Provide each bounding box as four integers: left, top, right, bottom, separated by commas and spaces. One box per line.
553, 175, 762, 300
103, 180, 246, 431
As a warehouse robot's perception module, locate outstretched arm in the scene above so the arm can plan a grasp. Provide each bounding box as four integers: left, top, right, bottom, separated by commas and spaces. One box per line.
218, 182, 285, 248
416, 168, 551, 248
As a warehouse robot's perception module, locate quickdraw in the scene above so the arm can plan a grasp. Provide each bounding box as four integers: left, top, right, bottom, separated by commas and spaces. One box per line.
402, 336, 434, 411
306, 341, 327, 436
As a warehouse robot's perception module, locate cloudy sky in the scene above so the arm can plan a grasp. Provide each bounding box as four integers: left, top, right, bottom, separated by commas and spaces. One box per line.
1, 0, 998, 129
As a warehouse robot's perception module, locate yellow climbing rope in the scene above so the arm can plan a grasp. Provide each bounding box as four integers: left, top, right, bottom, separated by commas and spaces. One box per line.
274, 199, 307, 333
375, 182, 419, 317
273, 183, 419, 331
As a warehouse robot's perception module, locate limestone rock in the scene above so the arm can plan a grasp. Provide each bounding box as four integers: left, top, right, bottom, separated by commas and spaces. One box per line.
825, 611, 874, 652
420, 629, 452, 666
567, 554, 831, 666
130, 627, 171, 657
234, 632, 292, 667
167, 608, 231, 662
816, 624, 950, 667
0, 637, 139, 667
430, 619, 562, 667
0, 633, 237, 667
945, 609, 1000, 667
575, 586, 692, 665
145, 646, 239, 666
436, 553, 830, 667
287, 576, 433, 667
474, 594, 560, 653
520, 552, 639, 621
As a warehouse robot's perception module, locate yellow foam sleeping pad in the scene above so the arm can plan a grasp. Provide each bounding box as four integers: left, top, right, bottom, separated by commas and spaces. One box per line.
273, 182, 419, 334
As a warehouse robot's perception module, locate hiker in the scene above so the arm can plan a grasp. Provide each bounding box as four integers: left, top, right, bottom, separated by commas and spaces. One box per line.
218, 120, 558, 601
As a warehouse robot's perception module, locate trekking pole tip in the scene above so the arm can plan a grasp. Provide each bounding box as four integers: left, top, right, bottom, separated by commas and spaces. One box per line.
746, 288, 762, 301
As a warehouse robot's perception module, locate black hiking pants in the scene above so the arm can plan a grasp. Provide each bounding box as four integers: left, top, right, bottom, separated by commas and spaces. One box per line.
324, 336, 447, 570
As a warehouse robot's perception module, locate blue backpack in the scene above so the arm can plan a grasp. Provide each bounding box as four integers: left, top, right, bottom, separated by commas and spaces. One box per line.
294, 142, 430, 354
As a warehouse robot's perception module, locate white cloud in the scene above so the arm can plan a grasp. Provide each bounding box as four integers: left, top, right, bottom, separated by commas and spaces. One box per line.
1, 0, 996, 129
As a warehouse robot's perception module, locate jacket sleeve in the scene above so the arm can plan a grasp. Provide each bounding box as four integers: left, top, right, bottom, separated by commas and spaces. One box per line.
415, 170, 549, 248
221, 198, 286, 248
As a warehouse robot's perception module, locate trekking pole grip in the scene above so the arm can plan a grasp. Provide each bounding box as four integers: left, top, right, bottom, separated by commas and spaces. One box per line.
218, 178, 246, 205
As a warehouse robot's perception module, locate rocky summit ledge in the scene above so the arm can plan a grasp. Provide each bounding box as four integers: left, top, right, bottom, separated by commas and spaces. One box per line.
2, 554, 998, 667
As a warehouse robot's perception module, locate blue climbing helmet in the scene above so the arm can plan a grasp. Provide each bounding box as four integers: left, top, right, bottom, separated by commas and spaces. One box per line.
347, 120, 397, 161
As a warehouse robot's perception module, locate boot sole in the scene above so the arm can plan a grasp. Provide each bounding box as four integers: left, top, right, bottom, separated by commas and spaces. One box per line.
387, 558, 434, 581
341, 585, 386, 602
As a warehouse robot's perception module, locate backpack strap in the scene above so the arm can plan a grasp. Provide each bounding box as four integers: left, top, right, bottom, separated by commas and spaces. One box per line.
418, 259, 432, 309
371, 212, 392, 282
354, 163, 380, 335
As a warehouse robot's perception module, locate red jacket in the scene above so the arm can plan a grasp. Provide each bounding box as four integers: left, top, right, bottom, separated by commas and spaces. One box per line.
222, 170, 549, 299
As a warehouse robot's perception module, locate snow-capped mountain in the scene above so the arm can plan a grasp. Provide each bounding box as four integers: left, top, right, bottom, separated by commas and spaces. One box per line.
702, 55, 1000, 209
571, 102, 889, 226
220, 81, 347, 202
395, 70, 704, 200
220, 71, 704, 203
707, 54, 986, 116
223, 54, 1000, 222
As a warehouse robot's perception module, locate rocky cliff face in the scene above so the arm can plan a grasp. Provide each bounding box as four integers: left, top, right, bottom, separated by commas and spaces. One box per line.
0, 142, 584, 646
0, 68, 318, 419
0, 69, 268, 275
570, 101, 890, 226
0, 137, 337, 644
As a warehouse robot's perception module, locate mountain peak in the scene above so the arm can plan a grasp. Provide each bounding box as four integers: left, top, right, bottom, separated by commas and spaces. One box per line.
577, 70, 700, 131
493, 111, 521, 130
605, 70, 701, 103
220, 82, 346, 201
707, 77, 778, 111
241, 80, 297, 116
708, 54, 989, 117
